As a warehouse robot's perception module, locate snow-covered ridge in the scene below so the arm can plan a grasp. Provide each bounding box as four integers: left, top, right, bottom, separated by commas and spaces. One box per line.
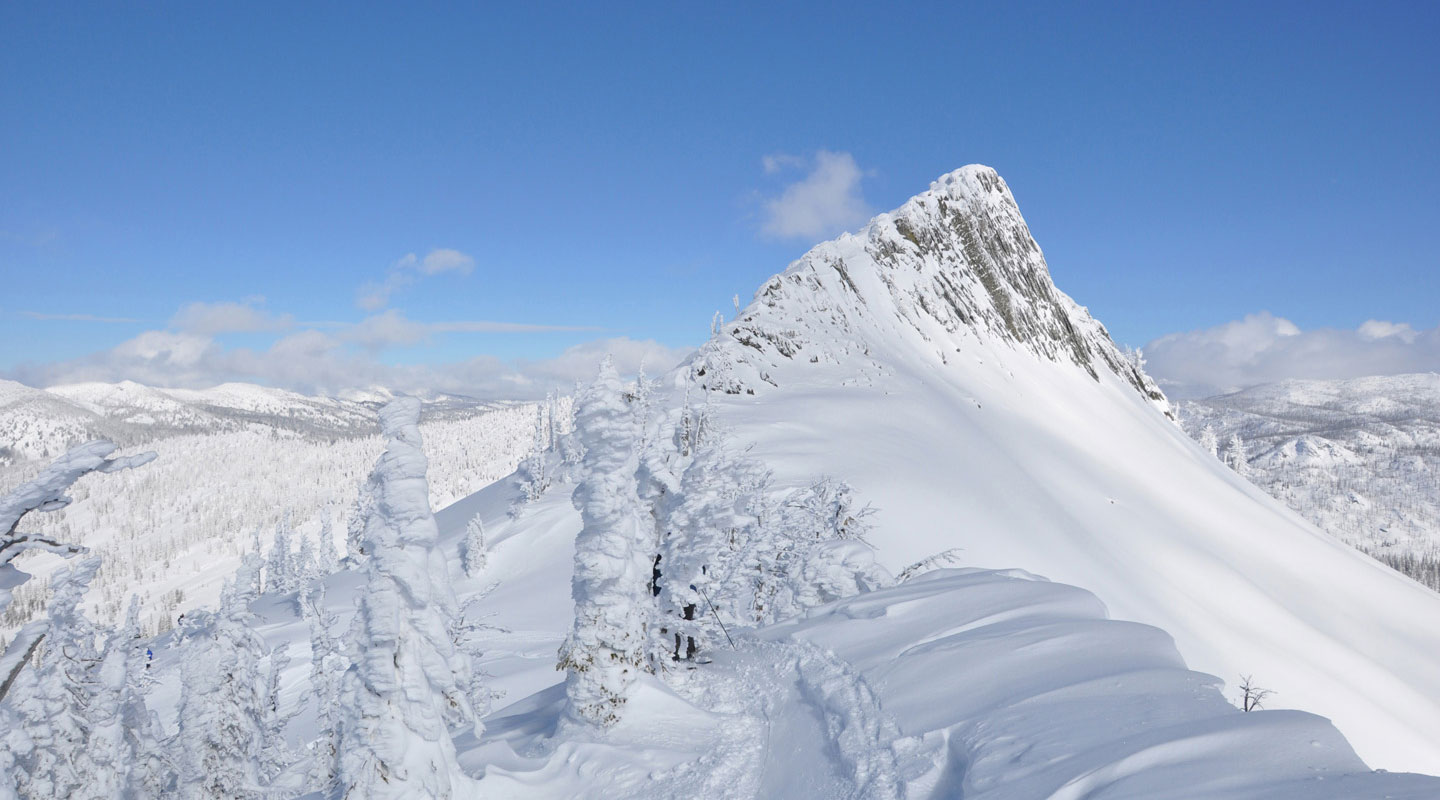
658, 166, 1440, 774
692, 164, 1168, 415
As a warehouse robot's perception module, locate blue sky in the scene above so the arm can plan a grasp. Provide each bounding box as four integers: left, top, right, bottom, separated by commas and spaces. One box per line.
3, 1, 1437, 395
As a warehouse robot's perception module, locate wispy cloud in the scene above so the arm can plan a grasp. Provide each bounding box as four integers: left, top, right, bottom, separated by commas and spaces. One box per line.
7, 298, 639, 399
20, 311, 143, 324
341, 309, 602, 351
759, 150, 872, 240
7, 327, 686, 400
169, 298, 293, 335
1144, 312, 1440, 397
358, 248, 477, 310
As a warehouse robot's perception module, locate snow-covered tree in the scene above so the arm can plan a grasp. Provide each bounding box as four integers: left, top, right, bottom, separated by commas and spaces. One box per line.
1226, 433, 1249, 475
333, 397, 479, 799
174, 554, 291, 800
7, 557, 104, 799
512, 406, 552, 514
300, 585, 344, 790
266, 518, 295, 593
1198, 424, 1219, 460
462, 514, 487, 577
315, 513, 340, 575
83, 597, 146, 799
557, 359, 654, 727
655, 426, 758, 659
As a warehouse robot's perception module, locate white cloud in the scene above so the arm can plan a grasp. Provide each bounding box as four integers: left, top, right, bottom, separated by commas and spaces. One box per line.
357, 248, 477, 310
341, 309, 602, 351
1143, 312, 1440, 397
9, 300, 677, 400
8, 328, 689, 401
169, 298, 293, 335
759, 150, 871, 240
761, 153, 806, 174
416, 248, 474, 276
1357, 319, 1419, 343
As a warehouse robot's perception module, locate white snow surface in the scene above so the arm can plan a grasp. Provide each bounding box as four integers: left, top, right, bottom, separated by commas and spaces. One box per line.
234, 469, 1440, 798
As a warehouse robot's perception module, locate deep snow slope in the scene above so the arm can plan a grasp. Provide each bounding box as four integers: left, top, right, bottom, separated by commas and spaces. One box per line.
1178, 374, 1440, 578
672, 166, 1440, 773
248, 465, 1440, 798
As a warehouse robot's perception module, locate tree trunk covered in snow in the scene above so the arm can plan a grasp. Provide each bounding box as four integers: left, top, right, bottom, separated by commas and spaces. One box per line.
558, 359, 654, 728
333, 397, 478, 799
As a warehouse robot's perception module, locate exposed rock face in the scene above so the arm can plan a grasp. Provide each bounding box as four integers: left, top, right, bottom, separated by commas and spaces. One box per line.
690, 165, 1169, 415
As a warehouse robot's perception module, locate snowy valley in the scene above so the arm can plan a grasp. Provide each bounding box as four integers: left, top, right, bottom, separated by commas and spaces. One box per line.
1178, 374, 1440, 590
0, 380, 552, 638
4, 166, 1440, 798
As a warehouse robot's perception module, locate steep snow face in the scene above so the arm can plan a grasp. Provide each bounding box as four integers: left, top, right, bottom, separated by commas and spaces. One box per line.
669, 166, 1440, 774
691, 165, 1167, 415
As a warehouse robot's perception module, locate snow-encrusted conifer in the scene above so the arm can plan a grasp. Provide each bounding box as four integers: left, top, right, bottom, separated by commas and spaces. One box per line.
1226, 433, 1249, 475
1198, 424, 1219, 459
315, 514, 340, 575
8, 557, 103, 799
462, 514, 487, 577
83, 597, 145, 799
557, 359, 654, 727
266, 518, 294, 593
333, 397, 479, 799
174, 554, 275, 800
300, 585, 343, 789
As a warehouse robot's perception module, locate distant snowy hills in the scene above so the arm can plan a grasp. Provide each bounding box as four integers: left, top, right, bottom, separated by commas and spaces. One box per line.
0, 378, 504, 463
1178, 373, 1440, 588
0, 379, 545, 638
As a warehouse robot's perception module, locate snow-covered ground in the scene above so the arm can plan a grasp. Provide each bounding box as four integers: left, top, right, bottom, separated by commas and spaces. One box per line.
1177, 374, 1440, 589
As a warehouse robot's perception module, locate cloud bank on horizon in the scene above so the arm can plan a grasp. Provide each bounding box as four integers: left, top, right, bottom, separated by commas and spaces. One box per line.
1143, 312, 1440, 397
8, 295, 687, 400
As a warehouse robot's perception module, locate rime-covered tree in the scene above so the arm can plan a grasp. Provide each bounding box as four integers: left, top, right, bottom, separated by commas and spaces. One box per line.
512, 406, 552, 513
315, 514, 340, 575
266, 518, 295, 593
1198, 425, 1219, 459
557, 359, 654, 727
7, 557, 104, 799
1226, 433, 1249, 475
300, 585, 344, 790
462, 514, 487, 577
174, 554, 287, 800
333, 398, 479, 799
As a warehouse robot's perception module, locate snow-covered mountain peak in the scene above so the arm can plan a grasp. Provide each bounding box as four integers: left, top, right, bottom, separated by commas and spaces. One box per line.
692, 165, 1168, 415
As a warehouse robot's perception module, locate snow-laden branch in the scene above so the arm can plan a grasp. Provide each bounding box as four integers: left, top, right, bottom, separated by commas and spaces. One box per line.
0, 441, 154, 706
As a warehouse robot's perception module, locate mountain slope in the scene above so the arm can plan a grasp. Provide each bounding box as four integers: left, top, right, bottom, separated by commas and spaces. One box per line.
668, 165, 1440, 773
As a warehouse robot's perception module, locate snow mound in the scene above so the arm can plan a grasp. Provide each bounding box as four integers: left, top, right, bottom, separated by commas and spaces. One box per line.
468, 568, 1440, 798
